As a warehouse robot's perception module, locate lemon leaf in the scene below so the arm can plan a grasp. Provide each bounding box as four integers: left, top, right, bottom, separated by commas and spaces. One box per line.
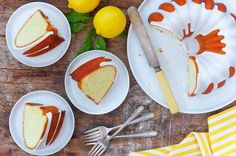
77, 28, 96, 55
70, 22, 86, 33
119, 32, 127, 39
95, 36, 107, 50
65, 10, 92, 23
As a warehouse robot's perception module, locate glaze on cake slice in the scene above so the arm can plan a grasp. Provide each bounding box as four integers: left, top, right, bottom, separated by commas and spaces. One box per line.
47, 111, 65, 145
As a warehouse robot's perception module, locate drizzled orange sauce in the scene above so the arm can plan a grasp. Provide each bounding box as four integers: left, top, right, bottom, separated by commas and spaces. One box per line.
218, 80, 225, 88
173, 0, 186, 6
148, 12, 164, 23
40, 106, 59, 114
45, 112, 59, 145
159, 3, 175, 12
195, 29, 226, 55
204, 0, 214, 10
70, 57, 112, 83
230, 13, 236, 20
216, 3, 227, 12
229, 66, 235, 78
48, 111, 65, 145
192, 0, 202, 4
202, 83, 214, 94
182, 23, 194, 40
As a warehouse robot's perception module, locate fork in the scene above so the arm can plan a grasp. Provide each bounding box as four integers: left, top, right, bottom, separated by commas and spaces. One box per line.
86, 130, 157, 145
88, 106, 144, 156
84, 112, 154, 143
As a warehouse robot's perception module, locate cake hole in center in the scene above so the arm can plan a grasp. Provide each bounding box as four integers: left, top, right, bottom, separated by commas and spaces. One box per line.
182, 37, 200, 55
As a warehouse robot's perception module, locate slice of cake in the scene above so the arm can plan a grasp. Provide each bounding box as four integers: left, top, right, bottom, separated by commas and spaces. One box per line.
15, 10, 58, 48
23, 103, 49, 149
23, 103, 65, 149
188, 56, 198, 96
70, 57, 117, 104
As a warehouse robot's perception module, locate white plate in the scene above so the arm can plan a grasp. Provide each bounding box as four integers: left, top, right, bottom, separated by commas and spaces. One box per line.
9, 90, 75, 155
127, 0, 236, 114
65, 50, 130, 115
5, 2, 71, 67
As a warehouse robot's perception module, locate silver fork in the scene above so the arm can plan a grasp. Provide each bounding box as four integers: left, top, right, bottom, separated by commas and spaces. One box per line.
84, 112, 154, 143
86, 131, 157, 145
88, 106, 144, 156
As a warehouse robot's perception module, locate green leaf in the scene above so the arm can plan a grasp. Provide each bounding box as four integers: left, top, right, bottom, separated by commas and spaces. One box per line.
102, 0, 109, 5
95, 36, 106, 50
65, 10, 92, 23
119, 32, 127, 39
70, 22, 86, 33
77, 28, 96, 55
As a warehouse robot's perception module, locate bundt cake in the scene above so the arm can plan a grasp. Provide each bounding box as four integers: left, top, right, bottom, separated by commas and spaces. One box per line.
70, 57, 117, 104
148, 0, 236, 96
23, 103, 65, 149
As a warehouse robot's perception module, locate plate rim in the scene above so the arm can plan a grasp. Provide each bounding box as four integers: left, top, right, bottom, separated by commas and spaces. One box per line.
64, 50, 130, 115
127, 0, 235, 114
9, 90, 75, 155
5, 1, 71, 67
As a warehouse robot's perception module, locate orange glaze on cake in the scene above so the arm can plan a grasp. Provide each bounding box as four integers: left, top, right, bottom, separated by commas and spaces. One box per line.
70, 57, 112, 84
159, 3, 175, 12
204, 0, 215, 10
229, 66, 235, 78
202, 83, 214, 94
173, 0, 186, 6
182, 23, 194, 40
23, 34, 65, 57
148, 12, 164, 23
46, 112, 60, 145
48, 111, 65, 145
216, 3, 227, 12
195, 29, 226, 55
40, 106, 59, 115
192, 0, 201, 4
230, 13, 236, 20
218, 80, 225, 88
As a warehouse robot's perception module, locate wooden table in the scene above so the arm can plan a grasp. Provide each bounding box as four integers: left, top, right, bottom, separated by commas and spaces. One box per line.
1, 0, 236, 155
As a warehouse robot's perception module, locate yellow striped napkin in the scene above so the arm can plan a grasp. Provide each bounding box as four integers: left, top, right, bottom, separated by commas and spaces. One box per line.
208, 106, 236, 156
129, 105, 236, 156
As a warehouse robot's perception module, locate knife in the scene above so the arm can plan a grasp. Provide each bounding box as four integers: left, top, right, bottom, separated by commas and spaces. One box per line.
127, 6, 179, 114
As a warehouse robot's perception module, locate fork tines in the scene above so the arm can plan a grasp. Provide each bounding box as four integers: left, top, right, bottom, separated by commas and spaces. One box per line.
84, 127, 100, 134
88, 142, 106, 156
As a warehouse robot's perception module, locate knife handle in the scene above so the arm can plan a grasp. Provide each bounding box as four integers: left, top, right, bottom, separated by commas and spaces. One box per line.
156, 71, 179, 114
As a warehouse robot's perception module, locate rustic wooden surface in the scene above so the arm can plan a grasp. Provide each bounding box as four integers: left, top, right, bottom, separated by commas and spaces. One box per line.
1, 0, 236, 155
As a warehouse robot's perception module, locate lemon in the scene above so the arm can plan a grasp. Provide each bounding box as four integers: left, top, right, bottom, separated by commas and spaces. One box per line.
68, 0, 101, 13
93, 6, 126, 38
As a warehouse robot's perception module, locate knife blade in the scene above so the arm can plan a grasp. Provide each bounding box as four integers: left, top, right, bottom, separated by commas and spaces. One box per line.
127, 6, 179, 114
